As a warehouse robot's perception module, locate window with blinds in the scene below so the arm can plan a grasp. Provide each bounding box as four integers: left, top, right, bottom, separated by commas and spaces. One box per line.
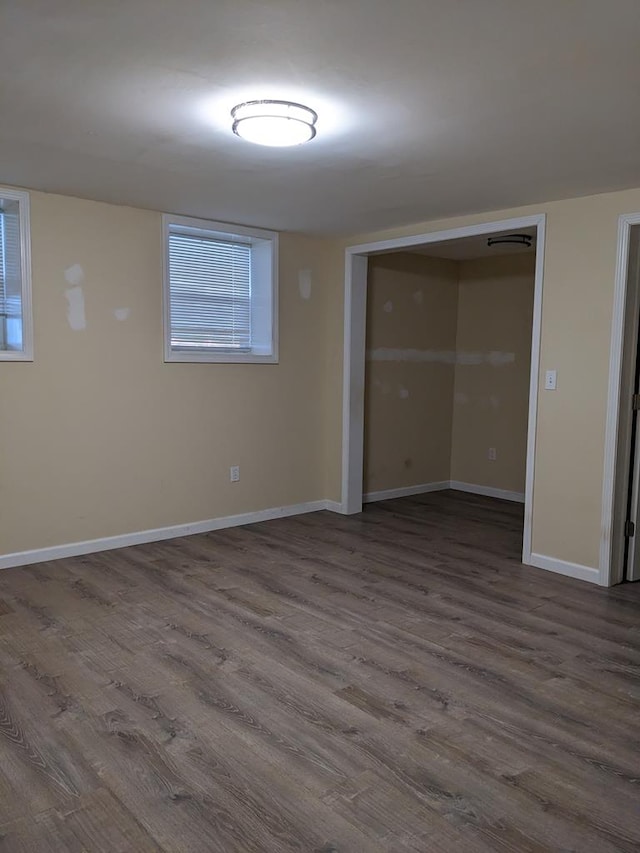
0, 211, 6, 351
0, 190, 30, 360
163, 215, 278, 364
168, 232, 252, 351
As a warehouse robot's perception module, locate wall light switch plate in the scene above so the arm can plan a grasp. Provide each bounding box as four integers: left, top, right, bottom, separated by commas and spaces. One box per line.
230, 465, 240, 482
544, 370, 557, 390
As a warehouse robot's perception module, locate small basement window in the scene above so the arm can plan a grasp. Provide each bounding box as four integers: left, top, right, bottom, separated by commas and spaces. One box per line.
162, 214, 278, 363
0, 188, 33, 361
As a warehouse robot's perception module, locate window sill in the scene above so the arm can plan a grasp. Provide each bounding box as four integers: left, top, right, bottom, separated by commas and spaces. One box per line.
164, 350, 278, 364
0, 350, 33, 362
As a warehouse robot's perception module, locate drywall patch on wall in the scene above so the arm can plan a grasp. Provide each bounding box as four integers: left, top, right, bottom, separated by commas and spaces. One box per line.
487, 350, 516, 367
298, 269, 312, 300
368, 347, 456, 363
399, 386, 410, 399
367, 347, 516, 365
373, 377, 391, 395
114, 308, 130, 321
64, 263, 84, 287
383, 300, 393, 313
457, 350, 516, 366
456, 350, 483, 366
65, 286, 86, 331
63, 263, 86, 331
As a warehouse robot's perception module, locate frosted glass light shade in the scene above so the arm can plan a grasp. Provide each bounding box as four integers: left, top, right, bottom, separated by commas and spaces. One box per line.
231, 100, 317, 147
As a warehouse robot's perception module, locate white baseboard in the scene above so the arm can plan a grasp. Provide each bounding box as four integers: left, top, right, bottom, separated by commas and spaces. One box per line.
0, 500, 335, 572
363, 480, 524, 505
528, 552, 602, 585
1, 497, 602, 587
363, 481, 450, 503
449, 481, 525, 503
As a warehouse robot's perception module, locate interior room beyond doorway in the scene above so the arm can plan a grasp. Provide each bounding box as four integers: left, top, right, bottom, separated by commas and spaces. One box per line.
362, 229, 537, 550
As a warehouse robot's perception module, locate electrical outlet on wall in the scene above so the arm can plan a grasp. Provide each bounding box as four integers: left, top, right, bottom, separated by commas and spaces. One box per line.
230, 465, 240, 482
544, 370, 557, 390
488, 447, 497, 461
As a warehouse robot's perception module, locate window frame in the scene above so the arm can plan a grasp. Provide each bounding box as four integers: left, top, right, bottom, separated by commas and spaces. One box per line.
162, 213, 279, 364
0, 187, 33, 362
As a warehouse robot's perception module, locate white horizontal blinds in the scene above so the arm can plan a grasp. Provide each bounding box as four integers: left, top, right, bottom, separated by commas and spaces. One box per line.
0, 208, 22, 351
169, 229, 252, 351
0, 213, 5, 350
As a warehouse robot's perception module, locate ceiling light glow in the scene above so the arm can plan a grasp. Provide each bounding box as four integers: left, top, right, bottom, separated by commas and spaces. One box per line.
231, 100, 317, 147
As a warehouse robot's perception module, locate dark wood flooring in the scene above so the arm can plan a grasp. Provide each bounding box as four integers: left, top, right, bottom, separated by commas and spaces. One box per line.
0, 490, 639, 852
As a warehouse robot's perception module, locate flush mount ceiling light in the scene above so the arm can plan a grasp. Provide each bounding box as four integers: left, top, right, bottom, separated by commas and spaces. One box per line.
231, 100, 318, 147
487, 233, 533, 248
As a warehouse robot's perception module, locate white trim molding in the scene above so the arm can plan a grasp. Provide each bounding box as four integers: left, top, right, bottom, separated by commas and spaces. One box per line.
348, 216, 545, 257
341, 252, 369, 514
162, 213, 279, 364
0, 500, 336, 571
363, 481, 524, 504
0, 495, 601, 587
362, 480, 524, 506
529, 553, 603, 586
449, 481, 525, 503
600, 211, 640, 587
364, 481, 450, 503
522, 214, 546, 564
341, 213, 546, 573
0, 186, 34, 362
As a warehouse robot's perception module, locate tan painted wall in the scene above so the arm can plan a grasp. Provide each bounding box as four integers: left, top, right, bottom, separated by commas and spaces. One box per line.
364, 253, 458, 494
6, 183, 640, 577
324, 187, 640, 572
363, 252, 534, 497
451, 254, 535, 493
0, 191, 333, 555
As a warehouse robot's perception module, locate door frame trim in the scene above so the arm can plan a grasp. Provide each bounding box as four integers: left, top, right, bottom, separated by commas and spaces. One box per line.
340, 213, 546, 569
601, 212, 640, 585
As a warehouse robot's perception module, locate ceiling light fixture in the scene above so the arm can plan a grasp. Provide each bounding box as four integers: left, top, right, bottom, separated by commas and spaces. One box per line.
231, 100, 318, 147
487, 233, 533, 248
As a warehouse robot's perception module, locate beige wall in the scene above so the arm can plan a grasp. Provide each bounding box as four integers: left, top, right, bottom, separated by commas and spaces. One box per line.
363, 252, 534, 497
451, 254, 535, 493
6, 183, 640, 578
0, 191, 333, 555
324, 187, 640, 572
364, 253, 458, 494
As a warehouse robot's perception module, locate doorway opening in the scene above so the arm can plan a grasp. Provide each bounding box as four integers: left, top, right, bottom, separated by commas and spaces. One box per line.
341, 215, 546, 567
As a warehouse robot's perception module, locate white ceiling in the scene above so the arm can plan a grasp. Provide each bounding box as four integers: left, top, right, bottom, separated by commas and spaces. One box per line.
2, 1, 640, 236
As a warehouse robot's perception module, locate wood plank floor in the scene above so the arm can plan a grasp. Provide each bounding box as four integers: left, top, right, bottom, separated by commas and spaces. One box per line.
0, 490, 639, 852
